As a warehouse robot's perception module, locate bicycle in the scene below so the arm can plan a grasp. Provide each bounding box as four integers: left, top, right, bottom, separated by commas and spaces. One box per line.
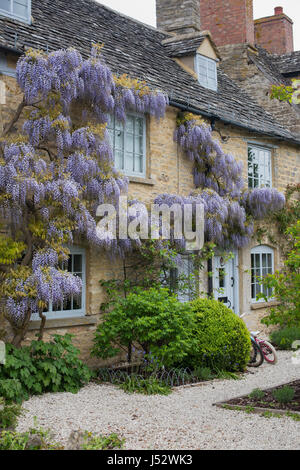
249, 335, 264, 367
240, 314, 278, 367
251, 330, 278, 365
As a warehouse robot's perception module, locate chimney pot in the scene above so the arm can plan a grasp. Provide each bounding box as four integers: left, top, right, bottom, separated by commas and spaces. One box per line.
275, 7, 283, 15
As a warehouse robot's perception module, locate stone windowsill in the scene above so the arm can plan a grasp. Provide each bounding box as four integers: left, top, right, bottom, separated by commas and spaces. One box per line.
28, 316, 98, 331
251, 301, 279, 311
129, 176, 156, 186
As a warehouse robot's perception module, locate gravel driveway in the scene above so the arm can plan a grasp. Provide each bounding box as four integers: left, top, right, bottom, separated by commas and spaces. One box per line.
17, 351, 300, 450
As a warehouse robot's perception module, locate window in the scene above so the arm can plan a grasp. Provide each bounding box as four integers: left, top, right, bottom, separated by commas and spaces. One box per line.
166, 254, 195, 303
251, 246, 274, 302
107, 114, 146, 178
31, 247, 86, 321
195, 54, 218, 91
0, 0, 31, 23
248, 145, 272, 189
0, 52, 16, 77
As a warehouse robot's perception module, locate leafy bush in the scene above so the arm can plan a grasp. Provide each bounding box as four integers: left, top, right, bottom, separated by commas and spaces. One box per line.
261, 221, 300, 328
92, 287, 196, 368
0, 426, 62, 450
193, 366, 214, 381
0, 398, 23, 430
0, 379, 23, 403
119, 375, 171, 395
249, 389, 265, 400
0, 334, 92, 402
82, 432, 125, 450
270, 327, 300, 350
186, 298, 251, 372
272, 386, 295, 404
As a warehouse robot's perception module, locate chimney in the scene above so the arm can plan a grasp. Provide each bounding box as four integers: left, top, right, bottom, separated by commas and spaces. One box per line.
156, 0, 201, 35
200, 0, 255, 47
254, 7, 294, 54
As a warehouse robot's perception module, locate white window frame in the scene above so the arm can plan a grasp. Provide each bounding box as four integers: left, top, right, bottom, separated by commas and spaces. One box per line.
251, 245, 274, 303
108, 113, 147, 178
31, 246, 86, 321
0, 52, 16, 77
194, 54, 218, 91
0, 0, 31, 23
248, 145, 272, 189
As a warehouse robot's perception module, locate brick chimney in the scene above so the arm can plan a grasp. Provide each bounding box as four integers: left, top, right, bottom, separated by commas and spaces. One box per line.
156, 0, 201, 35
254, 7, 294, 55
199, 0, 255, 47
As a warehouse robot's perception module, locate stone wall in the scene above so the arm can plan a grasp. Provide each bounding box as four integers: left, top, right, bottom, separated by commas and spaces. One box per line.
1, 75, 299, 364
219, 43, 300, 137
156, 0, 201, 35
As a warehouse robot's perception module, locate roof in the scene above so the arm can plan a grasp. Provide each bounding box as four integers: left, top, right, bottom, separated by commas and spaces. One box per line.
0, 0, 299, 145
162, 31, 221, 59
248, 46, 290, 86
272, 51, 300, 76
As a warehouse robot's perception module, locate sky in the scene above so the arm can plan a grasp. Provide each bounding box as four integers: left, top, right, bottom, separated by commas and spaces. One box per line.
96, 0, 300, 51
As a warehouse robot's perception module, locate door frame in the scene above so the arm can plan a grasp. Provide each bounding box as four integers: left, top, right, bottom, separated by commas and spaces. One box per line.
212, 250, 240, 316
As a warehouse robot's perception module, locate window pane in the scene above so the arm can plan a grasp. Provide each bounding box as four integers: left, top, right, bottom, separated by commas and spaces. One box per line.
134, 135, 143, 155
136, 154, 143, 173
125, 116, 134, 133
73, 294, 82, 310
73, 254, 82, 273
125, 152, 134, 172
115, 150, 124, 170
13, 0, 27, 17
125, 132, 134, 152
0, 0, 10, 12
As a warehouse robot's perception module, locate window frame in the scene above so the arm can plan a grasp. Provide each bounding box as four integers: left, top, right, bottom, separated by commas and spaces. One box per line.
108, 112, 147, 179
248, 144, 272, 189
31, 246, 86, 321
0, 0, 31, 24
251, 245, 274, 303
194, 53, 218, 92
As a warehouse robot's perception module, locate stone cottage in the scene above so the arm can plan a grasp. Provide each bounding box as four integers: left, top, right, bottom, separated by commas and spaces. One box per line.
0, 0, 299, 364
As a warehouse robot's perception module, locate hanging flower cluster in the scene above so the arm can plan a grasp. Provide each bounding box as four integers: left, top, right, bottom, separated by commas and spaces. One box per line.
1, 45, 167, 328
173, 113, 285, 248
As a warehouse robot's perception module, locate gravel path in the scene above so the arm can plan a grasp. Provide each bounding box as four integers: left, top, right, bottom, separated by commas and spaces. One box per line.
17, 351, 300, 450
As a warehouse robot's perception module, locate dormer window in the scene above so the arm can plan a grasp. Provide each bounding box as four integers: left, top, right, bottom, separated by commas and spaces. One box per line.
195, 54, 218, 91
0, 0, 31, 23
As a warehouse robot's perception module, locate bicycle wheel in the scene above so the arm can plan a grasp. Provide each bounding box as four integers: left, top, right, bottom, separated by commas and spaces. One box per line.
260, 340, 278, 365
248, 338, 264, 367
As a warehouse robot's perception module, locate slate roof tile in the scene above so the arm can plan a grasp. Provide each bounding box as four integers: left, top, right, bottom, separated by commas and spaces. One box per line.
0, 0, 299, 144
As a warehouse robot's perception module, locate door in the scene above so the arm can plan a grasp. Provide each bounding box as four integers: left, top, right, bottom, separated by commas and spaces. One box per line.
213, 252, 239, 314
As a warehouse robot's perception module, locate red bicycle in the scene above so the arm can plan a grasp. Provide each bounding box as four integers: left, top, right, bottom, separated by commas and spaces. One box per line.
251, 331, 278, 365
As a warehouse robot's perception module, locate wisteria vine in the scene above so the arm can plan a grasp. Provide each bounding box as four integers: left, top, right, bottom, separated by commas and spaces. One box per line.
0, 45, 167, 340
172, 113, 285, 248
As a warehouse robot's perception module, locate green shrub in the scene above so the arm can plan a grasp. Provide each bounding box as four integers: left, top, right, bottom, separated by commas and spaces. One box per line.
119, 375, 171, 396
82, 432, 125, 450
0, 398, 23, 430
270, 327, 300, 350
261, 221, 300, 328
0, 334, 93, 402
193, 366, 214, 381
0, 379, 23, 403
0, 426, 62, 450
272, 386, 295, 404
92, 287, 196, 368
249, 388, 265, 400
186, 298, 251, 372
